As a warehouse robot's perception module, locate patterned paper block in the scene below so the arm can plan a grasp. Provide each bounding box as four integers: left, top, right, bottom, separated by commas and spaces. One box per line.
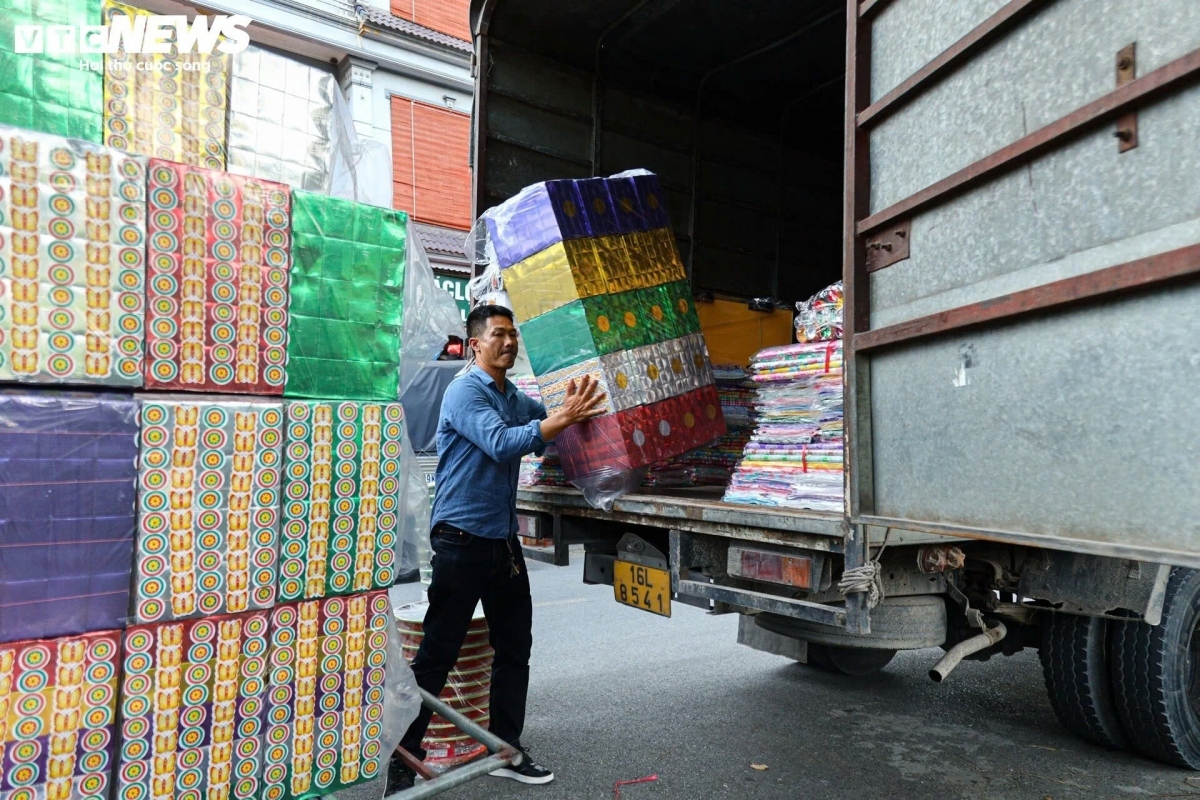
485, 173, 672, 269
263, 592, 390, 800
536, 333, 714, 415
135, 397, 285, 624
102, 1, 230, 168
0, 125, 146, 386
285, 191, 407, 401
0, 630, 121, 800
228, 46, 337, 191
0, 0, 104, 142
117, 611, 271, 800
279, 401, 403, 601
0, 390, 138, 644
556, 384, 726, 477
517, 281, 701, 376
144, 160, 292, 393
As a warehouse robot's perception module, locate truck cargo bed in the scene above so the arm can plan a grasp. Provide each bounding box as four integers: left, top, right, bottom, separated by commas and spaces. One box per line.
517, 486, 843, 552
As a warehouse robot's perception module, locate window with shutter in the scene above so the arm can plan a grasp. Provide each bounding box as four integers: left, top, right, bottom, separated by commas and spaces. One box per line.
390, 0, 470, 42
391, 96, 472, 230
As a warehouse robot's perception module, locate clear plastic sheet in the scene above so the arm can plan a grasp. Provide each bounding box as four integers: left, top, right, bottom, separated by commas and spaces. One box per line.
328, 83, 393, 208
400, 224, 467, 396
380, 603, 423, 779
397, 416, 435, 584
474, 170, 724, 510
0, 390, 139, 643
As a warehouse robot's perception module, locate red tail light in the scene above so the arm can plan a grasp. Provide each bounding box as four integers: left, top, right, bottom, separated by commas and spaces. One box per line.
727, 546, 813, 589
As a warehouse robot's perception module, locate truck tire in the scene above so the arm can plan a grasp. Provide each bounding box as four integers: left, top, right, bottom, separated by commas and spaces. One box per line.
1039, 613, 1127, 750
807, 643, 896, 676
1110, 567, 1200, 768
756, 595, 946, 650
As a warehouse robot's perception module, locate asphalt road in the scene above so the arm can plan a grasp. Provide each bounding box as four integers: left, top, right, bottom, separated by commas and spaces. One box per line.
343, 552, 1197, 800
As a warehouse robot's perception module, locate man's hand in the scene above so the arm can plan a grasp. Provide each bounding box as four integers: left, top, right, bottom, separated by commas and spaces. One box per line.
540, 376, 607, 441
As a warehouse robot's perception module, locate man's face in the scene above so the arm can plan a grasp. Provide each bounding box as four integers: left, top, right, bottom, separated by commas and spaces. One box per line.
471, 315, 519, 370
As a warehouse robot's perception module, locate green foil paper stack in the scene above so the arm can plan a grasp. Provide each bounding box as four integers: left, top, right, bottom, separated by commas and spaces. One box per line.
1, 0, 104, 142
285, 190, 408, 400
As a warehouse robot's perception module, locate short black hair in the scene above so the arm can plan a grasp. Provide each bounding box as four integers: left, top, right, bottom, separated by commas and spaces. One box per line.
466, 304, 514, 341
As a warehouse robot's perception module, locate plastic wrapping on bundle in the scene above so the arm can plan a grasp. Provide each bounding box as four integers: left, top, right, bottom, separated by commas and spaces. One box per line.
0, 125, 146, 387
794, 280, 844, 343
475, 170, 724, 510
397, 417, 435, 583
0, 0, 103, 142
103, 0, 229, 168
285, 191, 406, 400
279, 400, 406, 601
725, 339, 845, 512
144, 160, 292, 393
133, 396, 284, 623
261, 591, 397, 799
0, 630, 122, 800
118, 609, 273, 800
0, 390, 139, 643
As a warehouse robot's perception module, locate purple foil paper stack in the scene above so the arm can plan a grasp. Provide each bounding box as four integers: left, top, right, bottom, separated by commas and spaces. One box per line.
0, 391, 139, 642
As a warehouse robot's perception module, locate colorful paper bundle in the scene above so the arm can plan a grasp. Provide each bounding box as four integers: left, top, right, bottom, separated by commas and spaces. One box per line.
286, 191, 407, 401
0, 391, 138, 643
487, 171, 725, 485
263, 592, 391, 800
228, 46, 337, 191
134, 398, 284, 624
0, 630, 122, 800
644, 365, 756, 488
144, 160, 292, 393
102, 0, 230, 169
0, 125, 146, 386
515, 376, 566, 488
279, 401, 403, 601
725, 333, 845, 512
0, 0, 103, 142
117, 611, 271, 800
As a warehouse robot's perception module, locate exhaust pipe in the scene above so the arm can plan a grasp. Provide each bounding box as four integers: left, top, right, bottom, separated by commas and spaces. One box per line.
929, 621, 1007, 683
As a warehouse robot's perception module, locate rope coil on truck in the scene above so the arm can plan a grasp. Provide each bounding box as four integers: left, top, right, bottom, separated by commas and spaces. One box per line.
838, 529, 890, 609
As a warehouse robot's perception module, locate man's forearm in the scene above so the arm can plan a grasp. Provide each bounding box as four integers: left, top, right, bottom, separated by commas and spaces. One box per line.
539, 411, 577, 442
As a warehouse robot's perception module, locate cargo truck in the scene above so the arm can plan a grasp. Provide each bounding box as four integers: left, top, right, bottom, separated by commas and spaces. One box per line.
467, 0, 1200, 768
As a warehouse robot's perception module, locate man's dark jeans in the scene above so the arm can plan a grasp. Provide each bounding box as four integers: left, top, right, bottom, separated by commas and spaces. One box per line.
400, 526, 532, 759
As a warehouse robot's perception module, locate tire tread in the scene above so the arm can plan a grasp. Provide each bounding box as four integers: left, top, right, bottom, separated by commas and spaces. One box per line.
1039, 613, 1126, 749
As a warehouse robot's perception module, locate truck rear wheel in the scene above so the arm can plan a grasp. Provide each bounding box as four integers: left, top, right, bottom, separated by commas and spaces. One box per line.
807, 643, 896, 676
1111, 567, 1200, 768
1039, 613, 1127, 750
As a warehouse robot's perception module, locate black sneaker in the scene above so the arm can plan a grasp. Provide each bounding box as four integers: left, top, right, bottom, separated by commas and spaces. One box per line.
385, 756, 415, 795
491, 748, 554, 785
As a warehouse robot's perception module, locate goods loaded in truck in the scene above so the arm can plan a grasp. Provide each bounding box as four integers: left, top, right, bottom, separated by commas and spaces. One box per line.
467, 0, 1200, 769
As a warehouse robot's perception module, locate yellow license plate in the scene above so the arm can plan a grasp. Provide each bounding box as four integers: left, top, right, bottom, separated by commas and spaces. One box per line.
613, 560, 671, 617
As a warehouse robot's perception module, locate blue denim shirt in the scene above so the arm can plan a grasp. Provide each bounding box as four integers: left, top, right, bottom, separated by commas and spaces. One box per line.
430, 366, 548, 539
